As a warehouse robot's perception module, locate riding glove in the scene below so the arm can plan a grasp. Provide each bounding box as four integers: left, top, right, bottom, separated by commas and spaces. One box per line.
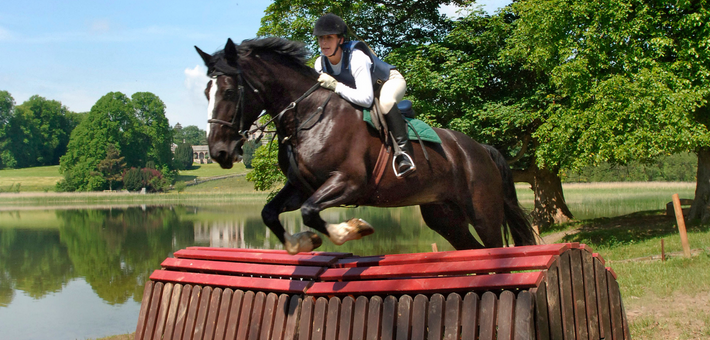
318, 73, 338, 91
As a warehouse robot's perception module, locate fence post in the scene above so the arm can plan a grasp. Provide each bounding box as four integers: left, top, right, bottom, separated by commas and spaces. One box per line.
672, 194, 692, 258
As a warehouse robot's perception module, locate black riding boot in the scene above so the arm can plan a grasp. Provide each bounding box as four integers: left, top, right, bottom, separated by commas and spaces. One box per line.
385, 105, 416, 178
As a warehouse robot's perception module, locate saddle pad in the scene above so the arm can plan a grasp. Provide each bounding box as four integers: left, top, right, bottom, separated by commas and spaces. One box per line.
363, 109, 442, 144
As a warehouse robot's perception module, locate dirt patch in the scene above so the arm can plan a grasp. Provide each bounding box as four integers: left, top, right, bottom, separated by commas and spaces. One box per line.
625, 291, 710, 339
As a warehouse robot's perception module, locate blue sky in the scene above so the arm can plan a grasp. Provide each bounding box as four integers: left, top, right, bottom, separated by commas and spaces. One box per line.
1, 1, 510, 130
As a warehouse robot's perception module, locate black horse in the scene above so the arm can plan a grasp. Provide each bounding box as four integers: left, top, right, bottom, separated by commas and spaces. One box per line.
196, 37, 536, 254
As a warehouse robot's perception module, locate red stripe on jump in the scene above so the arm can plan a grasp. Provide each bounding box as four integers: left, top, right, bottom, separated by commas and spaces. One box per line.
333, 244, 571, 268
306, 272, 544, 295
173, 249, 338, 266
186, 247, 353, 258
319, 255, 556, 281
160, 258, 324, 280
149, 270, 312, 294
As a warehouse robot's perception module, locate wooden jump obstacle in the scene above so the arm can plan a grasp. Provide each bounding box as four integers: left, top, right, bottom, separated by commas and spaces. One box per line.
135, 243, 629, 340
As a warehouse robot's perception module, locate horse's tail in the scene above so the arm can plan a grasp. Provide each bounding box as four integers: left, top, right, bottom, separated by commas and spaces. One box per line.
482, 144, 537, 246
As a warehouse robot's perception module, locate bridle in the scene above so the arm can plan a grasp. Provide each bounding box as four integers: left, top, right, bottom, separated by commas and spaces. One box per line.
206, 69, 259, 138
206, 67, 326, 142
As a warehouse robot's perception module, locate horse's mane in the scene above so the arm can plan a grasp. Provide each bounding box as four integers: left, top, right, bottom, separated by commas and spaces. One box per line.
238, 37, 310, 65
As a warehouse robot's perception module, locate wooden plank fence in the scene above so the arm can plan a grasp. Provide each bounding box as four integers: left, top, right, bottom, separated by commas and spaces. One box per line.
135, 243, 629, 339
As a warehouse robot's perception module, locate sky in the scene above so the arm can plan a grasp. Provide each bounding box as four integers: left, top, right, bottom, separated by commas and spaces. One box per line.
0, 0, 510, 131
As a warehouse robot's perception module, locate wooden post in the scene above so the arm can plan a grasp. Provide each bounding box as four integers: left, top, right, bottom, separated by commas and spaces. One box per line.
672, 194, 692, 258
431, 243, 438, 252
661, 239, 665, 262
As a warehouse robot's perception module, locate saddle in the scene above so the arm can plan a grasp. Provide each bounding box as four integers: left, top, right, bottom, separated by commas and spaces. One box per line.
365, 99, 441, 144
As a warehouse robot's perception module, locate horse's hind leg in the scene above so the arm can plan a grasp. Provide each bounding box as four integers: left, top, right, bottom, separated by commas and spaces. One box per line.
420, 202, 484, 249
262, 181, 321, 254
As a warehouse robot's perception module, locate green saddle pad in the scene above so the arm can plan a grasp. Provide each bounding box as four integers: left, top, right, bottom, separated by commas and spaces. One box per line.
363, 109, 442, 144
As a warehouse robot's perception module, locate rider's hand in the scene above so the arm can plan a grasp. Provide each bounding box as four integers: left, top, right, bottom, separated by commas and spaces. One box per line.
318, 73, 338, 91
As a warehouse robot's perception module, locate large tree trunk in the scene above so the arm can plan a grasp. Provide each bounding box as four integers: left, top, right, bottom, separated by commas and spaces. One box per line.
513, 165, 574, 232
688, 147, 710, 223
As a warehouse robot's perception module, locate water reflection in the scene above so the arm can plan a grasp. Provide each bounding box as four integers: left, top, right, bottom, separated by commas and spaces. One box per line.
0, 204, 451, 339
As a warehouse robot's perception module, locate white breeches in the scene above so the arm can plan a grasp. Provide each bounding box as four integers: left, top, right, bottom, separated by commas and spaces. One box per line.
379, 70, 406, 113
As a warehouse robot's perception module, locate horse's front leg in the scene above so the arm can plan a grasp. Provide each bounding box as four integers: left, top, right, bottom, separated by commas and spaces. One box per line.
261, 181, 322, 254
301, 172, 375, 247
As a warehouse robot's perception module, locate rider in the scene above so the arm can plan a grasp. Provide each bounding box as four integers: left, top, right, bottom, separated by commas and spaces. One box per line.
313, 13, 416, 178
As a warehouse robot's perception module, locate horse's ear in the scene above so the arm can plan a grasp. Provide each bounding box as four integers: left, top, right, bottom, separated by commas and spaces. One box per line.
225, 38, 239, 63
195, 46, 211, 65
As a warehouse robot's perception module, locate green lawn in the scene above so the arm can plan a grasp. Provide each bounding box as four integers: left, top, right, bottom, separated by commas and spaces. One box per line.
0, 163, 251, 192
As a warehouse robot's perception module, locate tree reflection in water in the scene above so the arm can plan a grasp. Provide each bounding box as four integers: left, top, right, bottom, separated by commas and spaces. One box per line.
0, 204, 451, 308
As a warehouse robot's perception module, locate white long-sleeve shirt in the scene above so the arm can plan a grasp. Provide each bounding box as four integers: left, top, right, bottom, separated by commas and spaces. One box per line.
314, 49, 374, 108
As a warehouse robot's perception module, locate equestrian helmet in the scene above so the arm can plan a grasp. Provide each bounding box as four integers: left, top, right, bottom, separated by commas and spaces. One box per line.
313, 13, 347, 36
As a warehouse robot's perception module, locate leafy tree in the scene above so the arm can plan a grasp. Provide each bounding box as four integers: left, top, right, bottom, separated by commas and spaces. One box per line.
0, 95, 80, 169
59, 92, 137, 191
132, 92, 173, 169
173, 142, 194, 170
258, 0, 470, 56
0, 91, 16, 169
505, 0, 710, 222
123, 168, 144, 192
172, 124, 207, 145
96, 144, 126, 191
241, 139, 260, 169
246, 140, 286, 198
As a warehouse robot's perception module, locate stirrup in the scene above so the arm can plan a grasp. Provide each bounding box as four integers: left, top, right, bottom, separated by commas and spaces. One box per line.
392, 152, 416, 178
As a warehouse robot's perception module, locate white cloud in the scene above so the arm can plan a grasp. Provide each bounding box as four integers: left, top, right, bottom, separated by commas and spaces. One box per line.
184, 65, 209, 103
0, 26, 13, 41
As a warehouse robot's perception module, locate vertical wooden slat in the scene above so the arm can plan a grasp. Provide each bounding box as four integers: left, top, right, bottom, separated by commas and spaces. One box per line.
582, 251, 600, 340
608, 272, 623, 340
595, 259, 611, 340
203, 288, 224, 340
312, 297, 329, 340
135, 281, 154, 340
514, 291, 534, 340
144, 282, 164, 340
381, 295, 398, 340
546, 262, 563, 340
460, 292, 479, 340
212, 289, 234, 340
283, 295, 303, 340
162, 284, 184, 340
247, 292, 267, 340
443, 293, 461, 340
181, 285, 203, 340
352, 296, 370, 340
497, 290, 516, 340
410, 295, 428, 340
259, 293, 279, 340
338, 296, 355, 340
558, 252, 576, 340
224, 290, 246, 340
192, 286, 212, 340
531, 285, 550, 340
236, 291, 256, 340
366, 296, 383, 340
153, 283, 174, 340
172, 284, 194, 340
478, 291, 497, 340
427, 293, 445, 340
298, 296, 316, 340
269, 294, 291, 340
326, 297, 342, 340
621, 297, 630, 340
570, 250, 589, 340
396, 295, 413, 340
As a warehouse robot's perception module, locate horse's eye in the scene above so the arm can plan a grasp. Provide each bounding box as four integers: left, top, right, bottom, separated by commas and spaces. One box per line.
223, 89, 236, 99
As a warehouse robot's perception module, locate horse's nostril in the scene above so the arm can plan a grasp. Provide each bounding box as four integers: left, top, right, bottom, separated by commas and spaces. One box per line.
218, 151, 228, 160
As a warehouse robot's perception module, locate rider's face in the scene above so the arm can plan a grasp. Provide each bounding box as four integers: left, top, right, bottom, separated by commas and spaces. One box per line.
318, 34, 342, 56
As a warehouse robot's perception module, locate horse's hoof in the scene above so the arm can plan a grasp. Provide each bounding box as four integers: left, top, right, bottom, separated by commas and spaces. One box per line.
284, 231, 322, 255
349, 218, 375, 237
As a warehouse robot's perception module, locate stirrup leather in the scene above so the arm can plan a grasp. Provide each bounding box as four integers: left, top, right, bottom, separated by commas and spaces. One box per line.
392, 151, 416, 178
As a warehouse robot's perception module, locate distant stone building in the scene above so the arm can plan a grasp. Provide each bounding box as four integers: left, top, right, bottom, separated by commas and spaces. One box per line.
192, 145, 211, 164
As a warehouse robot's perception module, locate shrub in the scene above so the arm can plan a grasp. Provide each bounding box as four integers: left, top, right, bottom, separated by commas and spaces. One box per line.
242, 140, 260, 169
123, 168, 144, 191
174, 142, 193, 170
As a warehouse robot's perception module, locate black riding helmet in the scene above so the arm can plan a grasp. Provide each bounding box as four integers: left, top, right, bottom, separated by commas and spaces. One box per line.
313, 13, 347, 36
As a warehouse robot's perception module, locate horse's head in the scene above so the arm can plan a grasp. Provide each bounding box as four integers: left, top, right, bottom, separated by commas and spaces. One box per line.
195, 38, 263, 169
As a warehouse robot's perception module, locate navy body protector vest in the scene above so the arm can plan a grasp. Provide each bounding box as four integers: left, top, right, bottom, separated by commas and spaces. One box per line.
321, 41, 395, 95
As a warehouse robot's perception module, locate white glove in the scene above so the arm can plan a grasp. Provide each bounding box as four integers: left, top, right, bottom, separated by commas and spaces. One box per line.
318, 73, 338, 91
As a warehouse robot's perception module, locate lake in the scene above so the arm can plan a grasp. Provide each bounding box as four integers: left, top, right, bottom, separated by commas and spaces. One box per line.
0, 182, 695, 339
